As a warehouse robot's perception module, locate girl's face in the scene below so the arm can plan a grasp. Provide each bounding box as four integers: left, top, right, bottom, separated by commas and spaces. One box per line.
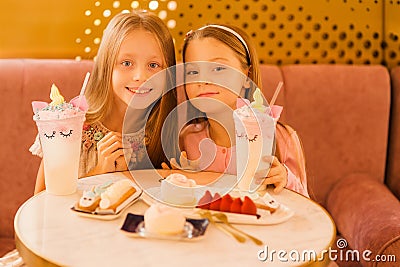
112, 29, 166, 109
184, 37, 249, 112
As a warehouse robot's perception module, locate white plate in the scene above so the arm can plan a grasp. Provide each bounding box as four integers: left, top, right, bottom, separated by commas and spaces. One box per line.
71, 178, 142, 220
143, 186, 230, 206
141, 189, 293, 225
121, 213, 209, 241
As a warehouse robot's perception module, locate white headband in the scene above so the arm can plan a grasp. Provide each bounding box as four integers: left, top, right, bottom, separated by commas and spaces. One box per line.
195, 24, 251, 65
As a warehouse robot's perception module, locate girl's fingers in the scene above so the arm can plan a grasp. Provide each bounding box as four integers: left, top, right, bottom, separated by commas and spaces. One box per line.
115, 156, 128, 172
98, 132, 119, 144
98, 149, 124, 173
274, 182, 285, 193
105, 148, 124, 165
101, 140, 123, 156
262, 155, 275, 164
180, 152, 189, 168
170, 158, 181, 170
267, 166, 282, 177
161, 162, 171, 170
97, 133, 123, 150
271, 156, 281, 166
261, 175, 282, 186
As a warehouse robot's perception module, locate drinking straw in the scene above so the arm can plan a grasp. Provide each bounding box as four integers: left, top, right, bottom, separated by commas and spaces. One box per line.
269, 81, 283, 107
76, 72, 90, 111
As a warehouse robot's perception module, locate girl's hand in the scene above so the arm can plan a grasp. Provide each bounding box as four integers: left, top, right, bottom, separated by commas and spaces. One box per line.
256, 156, 288, 193
161, 151, 200, 171
94, 132, 128, 174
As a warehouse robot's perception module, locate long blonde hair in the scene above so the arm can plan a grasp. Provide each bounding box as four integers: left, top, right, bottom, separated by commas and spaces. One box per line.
182, 24, 306, 183
85, 10, 177, 168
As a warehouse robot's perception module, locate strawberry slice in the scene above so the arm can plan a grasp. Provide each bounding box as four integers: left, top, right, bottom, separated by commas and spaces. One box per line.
219, 194, 233, 212
230, 197, 243, 213
241, 196, 257, 215
209, 193, 222, 211
196, 190, 213, 209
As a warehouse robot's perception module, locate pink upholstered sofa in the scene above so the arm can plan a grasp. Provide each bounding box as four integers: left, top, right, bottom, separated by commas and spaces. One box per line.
1, 59, 399, 267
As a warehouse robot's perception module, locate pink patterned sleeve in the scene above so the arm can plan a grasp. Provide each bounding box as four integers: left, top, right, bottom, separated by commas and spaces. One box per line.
277, 125, 309, 198
285, 164, 309, 197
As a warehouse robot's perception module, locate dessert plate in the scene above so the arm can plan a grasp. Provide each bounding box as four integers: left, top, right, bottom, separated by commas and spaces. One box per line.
121, 213, 209, 241
143, 186, 230, 206
189, 203, 293, 225
71, 178, 142, 220
141, 190, 293, 225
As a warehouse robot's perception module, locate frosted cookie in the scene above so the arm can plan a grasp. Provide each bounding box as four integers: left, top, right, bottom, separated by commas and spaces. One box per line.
76, 181, 113, 212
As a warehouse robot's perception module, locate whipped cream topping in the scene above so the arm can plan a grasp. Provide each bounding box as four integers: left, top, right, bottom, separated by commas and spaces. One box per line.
32, 84, 88, 121
234, 89, 272, 123
164, 173, 196, 188
49, 84, 65, 106
33, 83, 84, 121
250, 88, 269, 113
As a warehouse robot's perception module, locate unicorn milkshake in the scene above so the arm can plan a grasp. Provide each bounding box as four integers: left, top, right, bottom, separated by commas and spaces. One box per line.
234, 88, 275, 193
32, 84, 87, 195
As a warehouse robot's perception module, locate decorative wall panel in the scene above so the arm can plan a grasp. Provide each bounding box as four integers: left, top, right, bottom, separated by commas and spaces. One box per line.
1, 0, 399, 68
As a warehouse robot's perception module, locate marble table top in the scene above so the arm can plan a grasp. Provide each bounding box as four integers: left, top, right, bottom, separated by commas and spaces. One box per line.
15, 171, 335, 267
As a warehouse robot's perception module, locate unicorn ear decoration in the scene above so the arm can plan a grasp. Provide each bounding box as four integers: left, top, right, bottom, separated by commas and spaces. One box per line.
70, 95, 89, 112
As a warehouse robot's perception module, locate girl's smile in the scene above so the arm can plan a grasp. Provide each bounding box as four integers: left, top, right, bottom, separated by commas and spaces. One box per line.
125, 86, 153, 95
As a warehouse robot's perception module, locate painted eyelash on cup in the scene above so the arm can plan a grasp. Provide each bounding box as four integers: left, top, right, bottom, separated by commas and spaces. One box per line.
44, 131, 56, 139
60, 129, 73, 138
248, 134, 258, 142
236, 132, 258, 142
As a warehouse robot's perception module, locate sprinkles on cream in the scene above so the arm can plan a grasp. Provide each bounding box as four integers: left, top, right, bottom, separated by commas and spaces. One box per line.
32, 84, 87, 121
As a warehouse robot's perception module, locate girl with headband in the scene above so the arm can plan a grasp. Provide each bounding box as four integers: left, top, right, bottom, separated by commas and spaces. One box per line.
165, 24, 308, 197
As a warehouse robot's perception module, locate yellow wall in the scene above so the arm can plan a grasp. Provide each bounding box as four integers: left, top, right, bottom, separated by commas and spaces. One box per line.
1, 0, 399, 68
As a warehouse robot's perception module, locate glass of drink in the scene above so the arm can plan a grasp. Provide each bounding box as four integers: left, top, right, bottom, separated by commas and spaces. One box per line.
234, 89, 275, 194
33, 84, 87, 195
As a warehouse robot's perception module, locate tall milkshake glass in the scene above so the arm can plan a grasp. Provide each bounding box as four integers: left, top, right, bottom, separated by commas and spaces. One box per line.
32, 84, 87, 195
234, 88, 275, 194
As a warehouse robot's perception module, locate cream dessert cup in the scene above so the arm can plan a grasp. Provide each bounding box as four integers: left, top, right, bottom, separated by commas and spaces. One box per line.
160, 173, 197, 206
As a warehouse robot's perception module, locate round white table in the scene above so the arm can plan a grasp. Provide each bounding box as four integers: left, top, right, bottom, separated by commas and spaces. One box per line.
14, 172, 336, 267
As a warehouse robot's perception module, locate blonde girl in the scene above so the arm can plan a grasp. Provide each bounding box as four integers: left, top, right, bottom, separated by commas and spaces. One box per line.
32, 10, 178, 194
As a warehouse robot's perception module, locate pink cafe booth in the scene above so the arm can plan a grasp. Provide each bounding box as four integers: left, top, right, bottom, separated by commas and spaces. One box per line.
1, 59, 400, 266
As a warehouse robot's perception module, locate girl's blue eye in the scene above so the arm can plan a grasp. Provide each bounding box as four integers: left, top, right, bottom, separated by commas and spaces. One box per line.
186, 70, 199, 76
122, 61, 132, 67
149, 62, 160, 69
213, 66, 226, 72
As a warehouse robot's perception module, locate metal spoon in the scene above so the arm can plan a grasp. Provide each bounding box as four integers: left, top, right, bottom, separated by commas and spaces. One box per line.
212, 212, 264, 246
199, 211, 246, 243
